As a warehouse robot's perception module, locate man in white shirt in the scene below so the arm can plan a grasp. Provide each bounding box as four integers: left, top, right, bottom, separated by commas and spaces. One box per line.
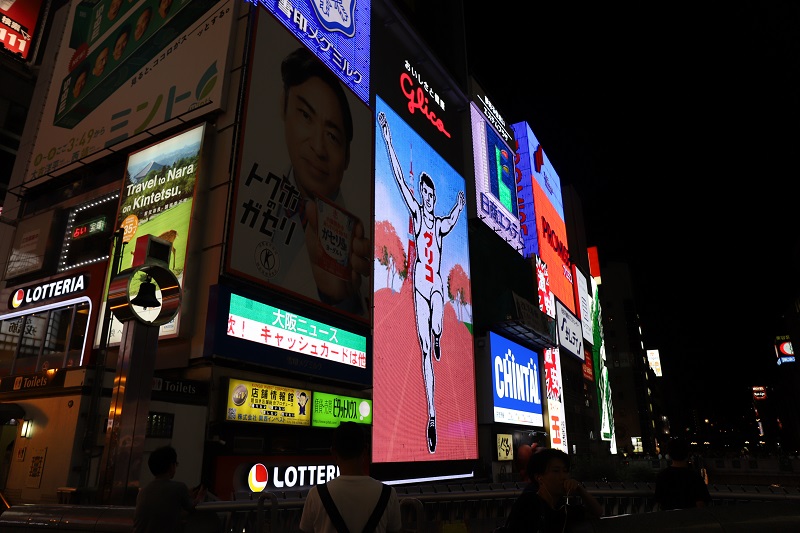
300, 422, 401, 533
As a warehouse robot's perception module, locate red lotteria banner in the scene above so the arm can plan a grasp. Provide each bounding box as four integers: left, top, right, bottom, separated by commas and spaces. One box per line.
215, 455, 339, 500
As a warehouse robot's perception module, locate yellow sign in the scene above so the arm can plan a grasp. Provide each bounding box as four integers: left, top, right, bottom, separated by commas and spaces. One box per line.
497, 433, 514, 461
226, 378, 311, 427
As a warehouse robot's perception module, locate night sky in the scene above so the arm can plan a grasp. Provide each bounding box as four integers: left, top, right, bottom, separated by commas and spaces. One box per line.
463, 2, 800, 430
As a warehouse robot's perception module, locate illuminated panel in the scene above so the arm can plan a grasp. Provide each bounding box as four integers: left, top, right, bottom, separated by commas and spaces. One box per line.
373, 96, 477, 463
573, 266, 593, 343
250, 0, 369, 104
470, 103, 523, 253
646, 349, 663, 377
774, 335, 795, 365
99, 125, 205, 346
592, 281, 616, 452
0, 0, 44, 59
226, 10, 373, 322
489, 332, 543, 427
535, 255, 555, 319
227, 294, 367, 368
225, 378, 311, 427
752, 386, 767, 401
533, 178, 574, 313
543, 348, 567, 453
59, 192, 119, 272
311, 391, 372, 427
511, 122, 565, 220
556, 300, 583, 361
511, 121, 542, 257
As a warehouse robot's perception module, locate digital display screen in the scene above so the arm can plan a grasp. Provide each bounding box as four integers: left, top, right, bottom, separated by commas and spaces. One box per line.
373, 95, 477, 462
225, 378, 311, 427
59, 192, 119, 273
489, 332, 543, 427
311, 391, 372, 427
71, 216, 107, 240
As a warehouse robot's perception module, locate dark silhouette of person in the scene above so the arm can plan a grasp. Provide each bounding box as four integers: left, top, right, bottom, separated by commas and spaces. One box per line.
654, 436, 712, 510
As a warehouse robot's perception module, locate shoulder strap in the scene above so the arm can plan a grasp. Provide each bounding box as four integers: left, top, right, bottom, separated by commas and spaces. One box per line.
317, 483, 351, 533
362, 483, 392, 533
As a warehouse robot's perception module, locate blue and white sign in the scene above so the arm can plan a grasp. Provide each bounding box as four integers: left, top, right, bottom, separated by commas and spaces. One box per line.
253, 0, 370, 103
489, 332, 543, 427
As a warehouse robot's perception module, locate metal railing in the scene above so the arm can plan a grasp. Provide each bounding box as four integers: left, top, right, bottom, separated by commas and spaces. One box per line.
2, 483, 800, 532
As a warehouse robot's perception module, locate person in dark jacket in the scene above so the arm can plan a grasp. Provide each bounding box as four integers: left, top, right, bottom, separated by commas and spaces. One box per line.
654, 437, 712, 510
504, 448, 603, 532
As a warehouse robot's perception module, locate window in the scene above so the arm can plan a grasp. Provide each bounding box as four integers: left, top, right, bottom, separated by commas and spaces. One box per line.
0, 298, 91, 378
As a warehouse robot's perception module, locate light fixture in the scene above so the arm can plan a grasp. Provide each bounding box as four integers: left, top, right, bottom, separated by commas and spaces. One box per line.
21, 419, 33, 439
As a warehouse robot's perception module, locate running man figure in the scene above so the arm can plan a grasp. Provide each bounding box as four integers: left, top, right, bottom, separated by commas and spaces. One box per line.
378, 112, 466, 453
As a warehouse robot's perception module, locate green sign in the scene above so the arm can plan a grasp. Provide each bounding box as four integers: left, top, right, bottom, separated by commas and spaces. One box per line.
311, 391, 372, 428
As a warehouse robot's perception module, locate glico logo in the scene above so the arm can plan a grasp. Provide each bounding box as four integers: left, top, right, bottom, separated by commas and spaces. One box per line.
9, 274, 88, 310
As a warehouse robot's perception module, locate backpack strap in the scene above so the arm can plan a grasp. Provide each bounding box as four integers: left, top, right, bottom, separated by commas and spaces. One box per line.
362, 484, 392, 533
317, 483, 351, 533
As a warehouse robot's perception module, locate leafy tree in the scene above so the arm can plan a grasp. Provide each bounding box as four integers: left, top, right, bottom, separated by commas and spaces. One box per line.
374, 220, 407, 291
447, 263, 471, 321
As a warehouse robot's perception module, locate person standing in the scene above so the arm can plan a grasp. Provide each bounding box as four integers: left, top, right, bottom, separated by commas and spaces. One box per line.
378, 111, 466, 453
654, 437, 712, 510
503, 448, 603, 533
300, 422, 401, 533
134, 445, 206, 533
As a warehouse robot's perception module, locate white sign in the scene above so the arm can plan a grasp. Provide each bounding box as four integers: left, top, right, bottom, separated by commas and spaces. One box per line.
556, 299, 583, 360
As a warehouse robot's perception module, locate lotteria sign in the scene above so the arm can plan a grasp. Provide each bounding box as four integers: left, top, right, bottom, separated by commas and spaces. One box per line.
231, 459, 340, 494
9, 273, 88, 310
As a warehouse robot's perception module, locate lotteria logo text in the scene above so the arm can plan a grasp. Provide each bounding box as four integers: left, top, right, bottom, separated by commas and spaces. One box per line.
10, 274, 88, 309
247, 463, 339, 491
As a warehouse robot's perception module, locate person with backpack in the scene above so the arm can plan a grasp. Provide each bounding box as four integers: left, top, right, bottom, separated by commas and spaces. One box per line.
300, 422, 401, 533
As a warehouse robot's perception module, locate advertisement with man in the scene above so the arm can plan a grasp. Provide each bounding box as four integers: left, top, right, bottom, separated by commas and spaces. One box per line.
226, 10, 373, 322
373, 97, 477, 462
25, 0, 233, 182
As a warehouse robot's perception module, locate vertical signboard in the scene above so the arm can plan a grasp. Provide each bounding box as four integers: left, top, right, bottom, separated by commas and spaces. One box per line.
512, 121, 574, 313
592, 279, 616, 453
98, 124, 205, 345
489, 332, 543, 427
646, 349, 663, 376
535, 255, 555, 319
543, 347, 567, 453
556, 299, 583, 361
0, 0, 44, 59
573, 266, 593, 343
373, 97, 476, 462
469, 103, 523, 253
226, 10, 373, 322
26, 0, 233, 181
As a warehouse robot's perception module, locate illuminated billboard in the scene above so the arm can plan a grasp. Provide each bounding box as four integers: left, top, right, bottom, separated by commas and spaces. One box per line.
470, 103, 523, 253
556, 299, 583, 361
535, 255, 555, 319
226, 9, 373, 322
204, 285, 370, 386
225, 378, 311, 426
752, 386, 767, 401
26, 0, 232, 181
543, 348, 567, 452
646, 349, 663, 377
253, 0, 370, 104
489, 332, 543, 427
0, 0, 43, 59
96, 124, 205, 345
592, 280, 616, 452
311, 391, 372, 427
373, 96, 477, 462
513, 121, 574, 313
775, 335, 795, 365
573, 266, 593, 343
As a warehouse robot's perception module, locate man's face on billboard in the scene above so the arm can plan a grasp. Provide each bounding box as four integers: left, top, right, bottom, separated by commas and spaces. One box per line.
113, 31, 128, 60
108, 0, 123, 20
283, 76, 350, 199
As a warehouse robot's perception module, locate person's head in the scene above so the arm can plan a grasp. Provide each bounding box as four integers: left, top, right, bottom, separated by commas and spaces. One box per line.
331, 421, 367, 461
93, 47, 109, 76
667, 437, 690, 461
113, 26, 130, 60
134, 7, 152, 40
72, 64, 89, 99
108, 0, 123, 20
419, 172, 436, 213
159, 0, 173, 18
281, 47, 353, 200
148, 445, 179, 477
527, 448, 571, 499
